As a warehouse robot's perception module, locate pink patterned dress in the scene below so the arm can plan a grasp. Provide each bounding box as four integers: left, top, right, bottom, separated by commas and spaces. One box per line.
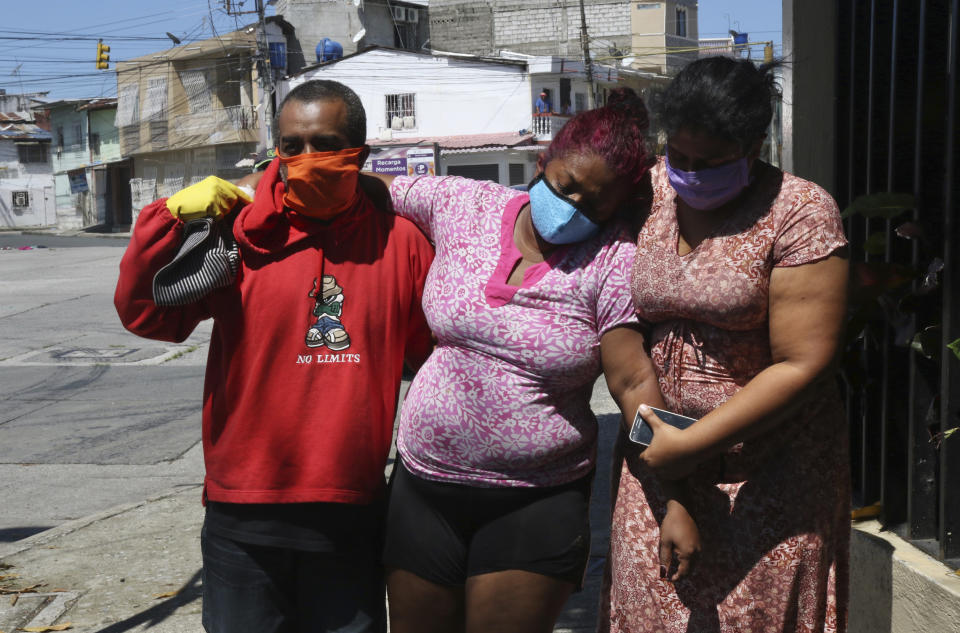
602, 159, 850, 633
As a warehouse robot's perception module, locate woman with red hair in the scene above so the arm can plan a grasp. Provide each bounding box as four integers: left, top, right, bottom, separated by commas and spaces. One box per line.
370, 88, 697, 633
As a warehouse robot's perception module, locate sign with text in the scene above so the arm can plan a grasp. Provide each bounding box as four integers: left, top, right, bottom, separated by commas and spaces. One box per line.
368, 145, 437, 177
68, 169, 89, 193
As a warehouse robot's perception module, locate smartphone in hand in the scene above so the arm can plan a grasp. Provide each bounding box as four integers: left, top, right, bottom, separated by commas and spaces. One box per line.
629, 406, 697, 447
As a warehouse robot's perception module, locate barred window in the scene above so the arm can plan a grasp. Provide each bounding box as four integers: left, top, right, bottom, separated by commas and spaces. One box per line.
116, 83, 140, 127
385, 93, 416, 130
143, 76, 169, 122
17, 143, 47, 164
178, 69, 212, 114
676, 8, 688, 38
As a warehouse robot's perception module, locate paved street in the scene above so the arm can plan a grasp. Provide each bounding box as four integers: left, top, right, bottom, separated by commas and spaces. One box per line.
0, 231, 621, 631
0, 232, 210, 541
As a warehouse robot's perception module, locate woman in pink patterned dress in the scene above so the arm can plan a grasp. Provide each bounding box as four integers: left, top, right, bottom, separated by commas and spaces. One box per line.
603, 58, 850, 632
371, 90, 698, 633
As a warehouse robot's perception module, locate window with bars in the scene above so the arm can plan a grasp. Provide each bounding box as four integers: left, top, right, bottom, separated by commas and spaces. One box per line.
386, 93, 416, 130
179, 69, 212, 114
116, 83, 140, 127
17, 143, 47, 164
143, 76, 169, 122
676, 8, 687, 38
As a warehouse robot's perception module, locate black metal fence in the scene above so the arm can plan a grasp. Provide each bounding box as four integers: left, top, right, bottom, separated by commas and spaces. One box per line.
836, 0, 959, 566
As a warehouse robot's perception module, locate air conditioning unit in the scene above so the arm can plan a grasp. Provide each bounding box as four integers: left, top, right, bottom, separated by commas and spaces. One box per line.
407, 8, 419, 23
392, 6, 407, 21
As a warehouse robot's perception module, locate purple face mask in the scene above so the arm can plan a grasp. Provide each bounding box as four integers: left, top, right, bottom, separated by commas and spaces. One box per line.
665, 150, 751, 210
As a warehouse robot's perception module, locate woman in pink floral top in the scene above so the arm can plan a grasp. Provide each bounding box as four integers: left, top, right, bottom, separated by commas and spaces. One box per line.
602, 58, 850, 632
372, 90, 696, 633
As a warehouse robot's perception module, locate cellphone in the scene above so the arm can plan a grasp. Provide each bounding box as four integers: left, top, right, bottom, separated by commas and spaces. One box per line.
628, 406, 698, 447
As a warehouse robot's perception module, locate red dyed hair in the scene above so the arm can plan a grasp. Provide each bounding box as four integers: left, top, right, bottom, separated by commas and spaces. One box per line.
540, 88, 653, 192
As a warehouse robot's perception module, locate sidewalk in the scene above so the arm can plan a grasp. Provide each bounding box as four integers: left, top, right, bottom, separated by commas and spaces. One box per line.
0, 385, 622, 633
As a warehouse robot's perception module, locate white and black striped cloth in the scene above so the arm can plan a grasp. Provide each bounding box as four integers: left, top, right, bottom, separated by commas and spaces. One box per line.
152, 217, 239, 306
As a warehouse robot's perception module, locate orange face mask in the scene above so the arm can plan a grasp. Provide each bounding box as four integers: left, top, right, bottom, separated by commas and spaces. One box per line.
277, 147, 365, 220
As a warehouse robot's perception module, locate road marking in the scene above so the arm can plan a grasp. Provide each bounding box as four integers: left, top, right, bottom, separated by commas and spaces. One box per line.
0, 346, 202, 366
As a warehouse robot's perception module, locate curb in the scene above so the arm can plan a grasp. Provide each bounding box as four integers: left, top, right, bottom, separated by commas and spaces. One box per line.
0, 484, 201, 560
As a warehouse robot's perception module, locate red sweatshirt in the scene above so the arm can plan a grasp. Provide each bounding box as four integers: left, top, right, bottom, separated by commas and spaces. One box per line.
115, 160, 434, 505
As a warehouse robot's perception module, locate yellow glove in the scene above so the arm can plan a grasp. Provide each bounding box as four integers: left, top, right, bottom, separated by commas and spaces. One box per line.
165, 176, 252, 222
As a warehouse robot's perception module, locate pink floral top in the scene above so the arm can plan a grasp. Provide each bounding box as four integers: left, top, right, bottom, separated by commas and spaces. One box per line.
389, 175, 638, 487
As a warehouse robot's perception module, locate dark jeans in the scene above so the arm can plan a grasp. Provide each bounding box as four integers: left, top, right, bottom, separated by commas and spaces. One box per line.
200, 526, 387, 633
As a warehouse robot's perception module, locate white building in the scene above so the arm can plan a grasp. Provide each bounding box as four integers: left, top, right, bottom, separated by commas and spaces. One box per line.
280, 46, 660, 185
0, 111, 55, 228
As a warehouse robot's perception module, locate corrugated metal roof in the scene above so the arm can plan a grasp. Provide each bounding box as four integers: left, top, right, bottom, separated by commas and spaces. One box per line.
76, 98, 118, 111
0, 121, 51, 141
0, 112, 31, 123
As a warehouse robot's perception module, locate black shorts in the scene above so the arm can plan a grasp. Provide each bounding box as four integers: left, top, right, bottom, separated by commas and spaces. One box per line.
382, 460, 592, 588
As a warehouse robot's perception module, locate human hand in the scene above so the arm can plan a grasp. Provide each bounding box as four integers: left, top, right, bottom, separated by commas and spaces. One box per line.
165, 176, 252, 222
659, 500, 700, 581
637, 404, 701, 479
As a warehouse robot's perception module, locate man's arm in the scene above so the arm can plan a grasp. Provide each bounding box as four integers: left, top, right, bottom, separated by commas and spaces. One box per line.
114, 199, 213, 342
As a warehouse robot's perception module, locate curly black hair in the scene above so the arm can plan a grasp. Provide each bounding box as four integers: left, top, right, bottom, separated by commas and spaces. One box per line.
658, 56, 781, 150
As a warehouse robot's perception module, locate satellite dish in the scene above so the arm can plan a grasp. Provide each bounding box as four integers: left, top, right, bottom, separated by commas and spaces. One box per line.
352, 28, 366, 43
621, 56, 636, 67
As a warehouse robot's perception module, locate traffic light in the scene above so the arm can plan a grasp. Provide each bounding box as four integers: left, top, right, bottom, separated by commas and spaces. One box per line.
96, 40, 110, 70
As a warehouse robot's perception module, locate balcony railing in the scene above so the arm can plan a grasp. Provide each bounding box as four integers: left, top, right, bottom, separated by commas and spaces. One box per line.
172, 106, 259, 137
532, 112, 572, 140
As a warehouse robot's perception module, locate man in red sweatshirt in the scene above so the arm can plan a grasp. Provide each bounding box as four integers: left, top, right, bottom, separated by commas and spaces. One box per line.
115, 80, 434, 633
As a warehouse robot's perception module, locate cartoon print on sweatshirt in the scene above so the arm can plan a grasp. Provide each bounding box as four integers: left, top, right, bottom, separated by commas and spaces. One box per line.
306, 275, 350, 350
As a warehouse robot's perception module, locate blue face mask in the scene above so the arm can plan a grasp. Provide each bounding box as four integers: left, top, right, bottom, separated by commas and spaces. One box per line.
527, 175, 600, 245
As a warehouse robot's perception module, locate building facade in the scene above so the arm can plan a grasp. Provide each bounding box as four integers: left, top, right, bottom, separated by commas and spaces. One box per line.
0, 110, 54, 228
45, 99, 128, 230
115, 21, 291, 222
629, 0, 699, 75
275, 0, 429, 66
281, 46, 656, 186
428, 0, 696, 76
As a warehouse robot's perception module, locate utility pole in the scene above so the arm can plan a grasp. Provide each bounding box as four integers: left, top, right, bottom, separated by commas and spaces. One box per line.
255, 0, 275, 151
224, 0, 274, 150
578, 0, 596, 109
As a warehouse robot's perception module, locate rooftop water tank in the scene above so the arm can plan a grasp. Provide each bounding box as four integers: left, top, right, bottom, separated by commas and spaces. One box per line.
316, 38, 343, 63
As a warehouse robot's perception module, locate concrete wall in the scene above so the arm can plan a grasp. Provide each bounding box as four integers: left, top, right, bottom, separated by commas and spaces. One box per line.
441, 148, 539, 185
49, 105, 90, 227
277, 0, 428, 63
429, 0, 631, 58
0, 139, 52, 183
88, 108, 120, 164
850, 522, 960, 633
285, 49, 532, 140
781, 0, 837, 193
0, 182, 54, 228
630, 1, 699, 75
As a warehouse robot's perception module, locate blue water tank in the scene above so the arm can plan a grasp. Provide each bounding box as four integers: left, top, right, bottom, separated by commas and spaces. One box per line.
733, 32, 749, 46
316, 38, 343, 63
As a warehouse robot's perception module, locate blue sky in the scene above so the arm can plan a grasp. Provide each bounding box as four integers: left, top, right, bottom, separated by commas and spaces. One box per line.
0, 1, 782, 101
697, 0, 783, 57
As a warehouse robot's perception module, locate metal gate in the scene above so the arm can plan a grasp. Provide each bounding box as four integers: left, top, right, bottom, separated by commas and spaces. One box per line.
836, 0, 959, 565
